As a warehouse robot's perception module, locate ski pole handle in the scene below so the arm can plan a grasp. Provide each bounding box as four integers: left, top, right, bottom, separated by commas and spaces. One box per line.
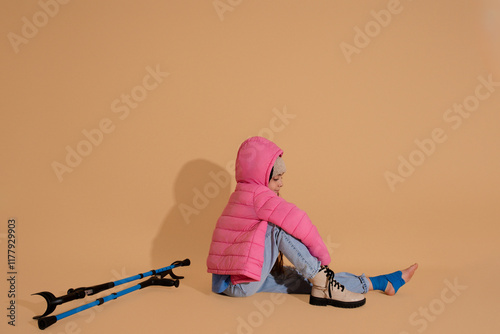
176, 258, 190, 266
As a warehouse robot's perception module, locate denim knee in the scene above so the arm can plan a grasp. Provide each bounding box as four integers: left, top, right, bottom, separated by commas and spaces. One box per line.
223, 282, 260, 297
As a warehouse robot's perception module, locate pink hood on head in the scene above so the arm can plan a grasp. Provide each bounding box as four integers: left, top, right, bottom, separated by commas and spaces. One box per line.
207, 136, 331, 284
235, 136, 283, 187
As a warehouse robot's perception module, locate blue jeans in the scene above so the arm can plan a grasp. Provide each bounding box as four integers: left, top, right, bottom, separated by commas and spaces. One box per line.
222, 223, 370, 297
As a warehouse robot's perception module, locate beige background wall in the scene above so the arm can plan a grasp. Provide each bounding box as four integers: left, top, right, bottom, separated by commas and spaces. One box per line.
1, 1, 499, 333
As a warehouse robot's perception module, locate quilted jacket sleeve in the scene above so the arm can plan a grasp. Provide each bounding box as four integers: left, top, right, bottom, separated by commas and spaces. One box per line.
253, 186, 331, 266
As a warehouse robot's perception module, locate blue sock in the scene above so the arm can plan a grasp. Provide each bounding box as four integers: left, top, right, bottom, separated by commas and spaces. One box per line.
370, 275, 388, 291
370, 271, 405, 293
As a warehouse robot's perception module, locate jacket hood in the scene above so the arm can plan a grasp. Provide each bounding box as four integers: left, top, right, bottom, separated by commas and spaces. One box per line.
235, 136, 283, 186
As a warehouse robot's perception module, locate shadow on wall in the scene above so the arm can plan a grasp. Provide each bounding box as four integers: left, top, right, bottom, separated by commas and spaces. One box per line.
151, 159, 231, 294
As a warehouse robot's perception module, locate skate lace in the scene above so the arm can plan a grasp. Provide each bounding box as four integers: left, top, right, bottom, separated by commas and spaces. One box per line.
323, 266, 345, 298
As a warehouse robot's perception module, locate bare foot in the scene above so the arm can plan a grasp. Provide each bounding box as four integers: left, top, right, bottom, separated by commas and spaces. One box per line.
384, 263, 418, 296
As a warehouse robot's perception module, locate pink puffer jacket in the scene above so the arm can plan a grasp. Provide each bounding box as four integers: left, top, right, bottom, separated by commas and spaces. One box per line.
206, 136, 331, 284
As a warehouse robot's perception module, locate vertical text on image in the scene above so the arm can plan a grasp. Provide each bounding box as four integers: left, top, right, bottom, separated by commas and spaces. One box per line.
6, 218, 17, 326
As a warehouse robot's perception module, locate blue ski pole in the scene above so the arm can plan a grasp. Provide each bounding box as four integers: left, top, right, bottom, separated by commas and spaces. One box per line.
33, 259, 190, 329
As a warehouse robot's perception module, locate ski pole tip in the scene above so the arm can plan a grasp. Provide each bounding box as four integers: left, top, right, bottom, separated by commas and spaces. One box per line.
38, 316, 57, 330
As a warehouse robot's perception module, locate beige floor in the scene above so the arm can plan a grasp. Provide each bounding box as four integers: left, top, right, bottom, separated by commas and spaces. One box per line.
11, 244, 500, 333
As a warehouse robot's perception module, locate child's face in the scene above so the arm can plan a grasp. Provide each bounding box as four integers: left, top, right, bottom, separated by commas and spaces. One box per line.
268, 174, 284, 195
